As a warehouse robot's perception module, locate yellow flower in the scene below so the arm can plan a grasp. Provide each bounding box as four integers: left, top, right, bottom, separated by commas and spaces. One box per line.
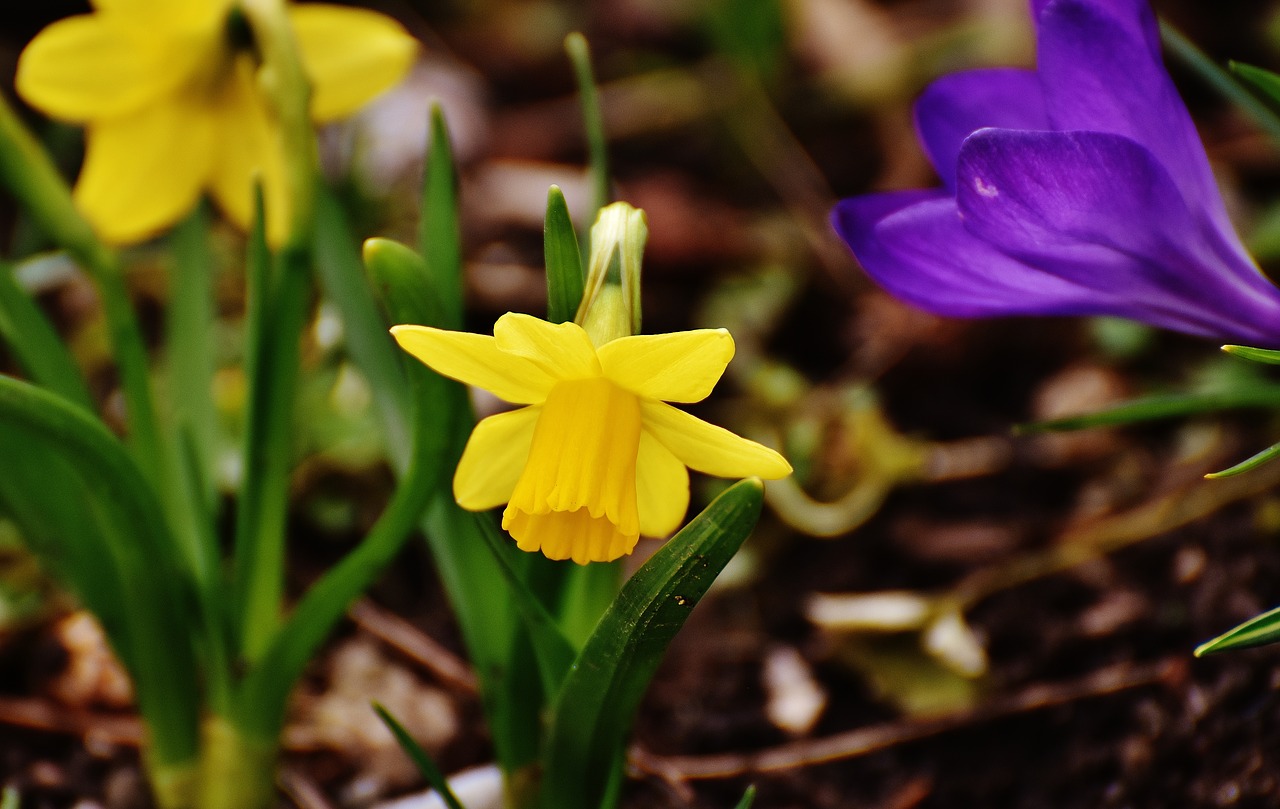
16, 0, 417, 245
392, 313, 792, 565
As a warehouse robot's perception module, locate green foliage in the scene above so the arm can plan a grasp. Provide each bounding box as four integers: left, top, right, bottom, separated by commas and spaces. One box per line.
1206, 440, 1280, 479
539, 480, 765, 809
565, 33, 610, 229
375, 704, 468, 809
0, 262, 91, 410
1222, 344, 1280, 365
1196, 604, 1280, 655
1158, 24, 1280, 145
706, 0, 787, 81
0, 376, 202, 766
544, 185, 584, 325
231, 186, 309, 663
421, 105, 464, 329
1016, 386, 1280, 433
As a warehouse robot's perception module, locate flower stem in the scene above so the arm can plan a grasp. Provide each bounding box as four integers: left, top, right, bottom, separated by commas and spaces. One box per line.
197, 716, 278, 809
231, 0, 319, 664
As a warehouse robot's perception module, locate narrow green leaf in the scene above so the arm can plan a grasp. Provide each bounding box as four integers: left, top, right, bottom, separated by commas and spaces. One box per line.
364, 237, 455, 491
473, 513, 578, 698
1222, 344, 1280, 365
707, 0, 787, 80
420, 105, 463, 329
0, 374, 200, 766
233, 188, 311, 663
1196, 603, 1280, 655
313, 190, 411, 471
540, 479, 765, 809
0, 262, 92, 410
237, 442, 434, 735
1205, 440, 1280, 479
238, 267, 442, 734
165, 206, 218, 513
1230, 61, 1280, 110
544, 186, 584, 324
364, 238, 446, 331
0, 95, 167, 495
131, 208, 227, 656
557, 561, 622, 649
366, 236, 538, 777
734, 785, 758, 809
0, 433, 129, 659
1157, 23, 1280, 146
1016, 388, 1280, 434
565, 33, 610, 227
374, 704, 468, 809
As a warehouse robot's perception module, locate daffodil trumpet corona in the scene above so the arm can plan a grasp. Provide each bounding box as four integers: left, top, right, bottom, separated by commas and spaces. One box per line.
391, 313, 792, 564
16, 0, 417, 245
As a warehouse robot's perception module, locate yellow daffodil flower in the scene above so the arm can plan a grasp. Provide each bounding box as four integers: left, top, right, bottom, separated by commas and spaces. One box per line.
392, 313, 792, 565
16, 0, 417, 245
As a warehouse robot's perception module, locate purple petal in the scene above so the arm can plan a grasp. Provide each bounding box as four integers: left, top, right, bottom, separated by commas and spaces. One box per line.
914, 69, 1048, 188
1035, 0, 1233, 234
832, 191, 1140, 320
955, 128, 1280, 344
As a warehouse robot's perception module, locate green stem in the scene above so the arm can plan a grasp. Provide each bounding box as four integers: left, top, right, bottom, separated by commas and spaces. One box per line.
197, 716, 278, 809
232, 0, 319, 663
166, 207, 219, 515
232, 213, 311, 663
235, 397, 437, 737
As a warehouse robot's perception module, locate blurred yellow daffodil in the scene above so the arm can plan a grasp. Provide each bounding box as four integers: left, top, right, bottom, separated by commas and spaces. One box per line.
16, 0, 417, 245
392, 313, 792, 564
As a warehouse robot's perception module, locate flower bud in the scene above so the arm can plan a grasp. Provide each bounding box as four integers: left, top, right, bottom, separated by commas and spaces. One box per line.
576, 201, 647, 345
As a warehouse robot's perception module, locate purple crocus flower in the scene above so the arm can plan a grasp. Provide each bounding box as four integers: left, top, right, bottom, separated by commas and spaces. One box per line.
832, 0, 1280, 346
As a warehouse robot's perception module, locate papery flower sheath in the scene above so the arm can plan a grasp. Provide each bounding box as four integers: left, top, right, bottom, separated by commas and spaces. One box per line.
833, 0, 1280, 346
391, 314, 792, 565
16, 0, 416, 245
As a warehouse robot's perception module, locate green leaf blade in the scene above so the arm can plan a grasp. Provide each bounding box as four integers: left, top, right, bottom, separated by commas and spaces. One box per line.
0, 375, 201, 766
1206, 440, 1280, 479
375, 704, 468, 809
1222, 344, 1280, 365
0, 261, 92, 410
1016, 388, 1280, 434
564, 33, 610, 226
420, 105, 463, 330
540, 479, 765, 809
544, 185, 584, 324
1196, 604, 1280, 655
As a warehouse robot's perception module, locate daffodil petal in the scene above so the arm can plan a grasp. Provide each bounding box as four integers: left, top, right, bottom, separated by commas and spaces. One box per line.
92, 0, 228, 21
599, 329, 735, 403
16, 14, 179, 121
636, 429, 689, 537
290, 4, 418, 122
640, 401, 792, 479
74, 98, 215, 244
207, 57, 291, 246
493, 313, 601, 380
391, 324, 557, 404
453, 406, 540, 510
